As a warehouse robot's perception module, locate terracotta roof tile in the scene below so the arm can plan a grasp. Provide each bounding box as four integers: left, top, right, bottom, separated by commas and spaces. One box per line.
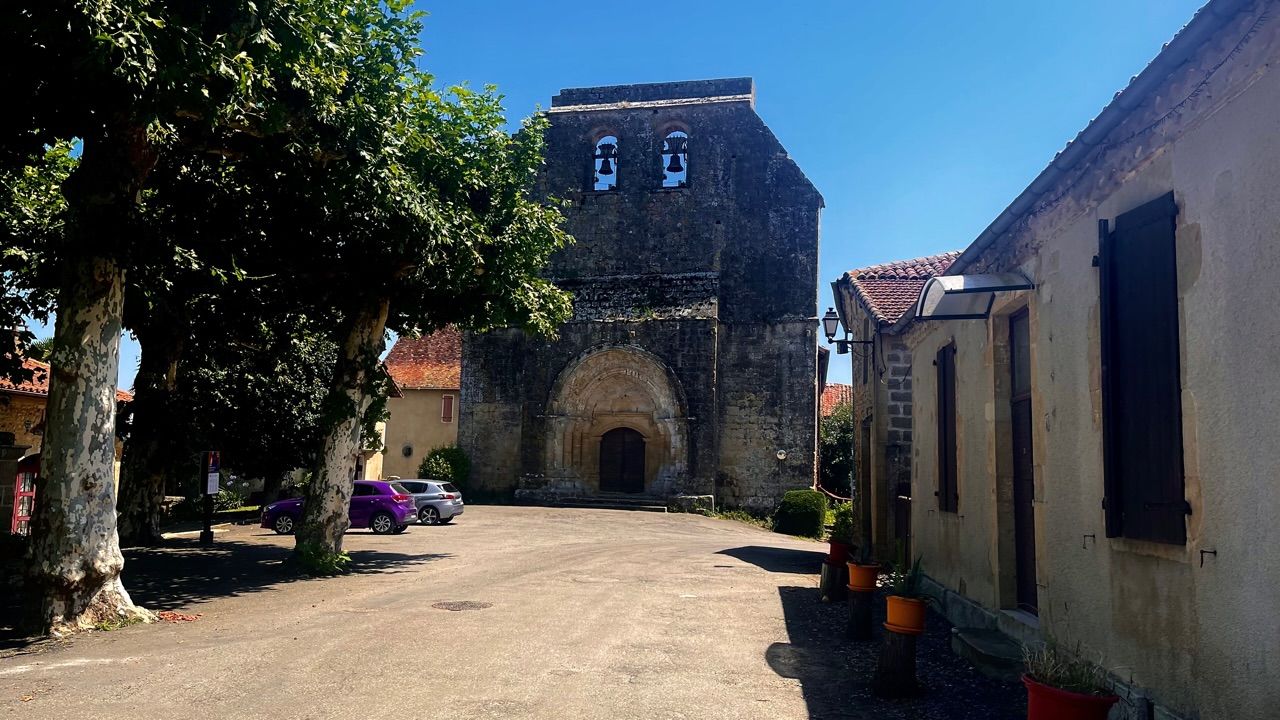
0, 357, 133, 402
840, 251, 962, 325
820, 383, 853, 417
384, 327, 462, 390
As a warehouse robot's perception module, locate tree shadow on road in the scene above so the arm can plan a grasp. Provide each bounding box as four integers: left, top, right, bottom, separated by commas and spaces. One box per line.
0, 537, 448, 651
716, 545, 827, 574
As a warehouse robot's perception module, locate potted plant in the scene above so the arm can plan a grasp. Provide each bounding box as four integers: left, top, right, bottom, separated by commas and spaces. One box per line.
846, 542, 879, 592
883, 554, 928, 634
826, 502, 854, 566
1022, 642, 1119, 720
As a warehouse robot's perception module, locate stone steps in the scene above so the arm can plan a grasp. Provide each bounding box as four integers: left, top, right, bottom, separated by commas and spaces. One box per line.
950, 627, 1024, 682
554, 496, 669, 513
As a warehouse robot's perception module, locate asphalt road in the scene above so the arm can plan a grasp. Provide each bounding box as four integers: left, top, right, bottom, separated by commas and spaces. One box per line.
1, 506, 841, 719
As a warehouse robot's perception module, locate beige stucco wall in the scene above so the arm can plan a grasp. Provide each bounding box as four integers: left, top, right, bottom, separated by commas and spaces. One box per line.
907, 6, 1280, 718
382, 389, 459, 480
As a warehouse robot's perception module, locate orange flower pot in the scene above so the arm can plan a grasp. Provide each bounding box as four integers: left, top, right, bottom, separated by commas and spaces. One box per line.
846, 562, 879, 592
884, 595, 926, 634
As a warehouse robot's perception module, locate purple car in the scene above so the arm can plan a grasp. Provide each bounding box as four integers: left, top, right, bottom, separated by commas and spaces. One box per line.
261, 480, 418, 535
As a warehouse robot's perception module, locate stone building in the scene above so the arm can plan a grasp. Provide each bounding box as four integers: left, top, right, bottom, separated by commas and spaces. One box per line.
894, 1, 1280, 716
828, 252, 958, 557
382, 328, 461, 480
460, 78, 823, 510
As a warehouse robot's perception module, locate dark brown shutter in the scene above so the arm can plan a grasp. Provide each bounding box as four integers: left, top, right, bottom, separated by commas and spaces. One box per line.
936, 343, 958, 512
1100, 192, 1186, 544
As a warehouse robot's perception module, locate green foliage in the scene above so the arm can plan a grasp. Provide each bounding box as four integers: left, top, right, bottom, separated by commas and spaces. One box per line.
418, 446, 471, 487
772, 489, 829, 538
829, 502, 855, 544
25, 337, 53, 362
819, 402, 855, 496
706, 509, 773, 531
294, 545, 352, 577
418, 455, 452, 481
889, 554, 925, 599
1023, 641, 1112, 695
819, 403, 855, 497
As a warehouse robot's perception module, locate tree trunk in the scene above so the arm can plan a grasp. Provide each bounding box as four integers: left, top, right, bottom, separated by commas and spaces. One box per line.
293, 298, 390, 573
872, 628, 920, 698
848, 589, 874, 641
116, 326, 185, 547
25, 256, 152, 634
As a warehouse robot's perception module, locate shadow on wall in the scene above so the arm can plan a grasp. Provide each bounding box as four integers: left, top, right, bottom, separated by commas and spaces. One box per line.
0, 537, 449, 650
716, 545, 827, 574
769, 584, 1026, 720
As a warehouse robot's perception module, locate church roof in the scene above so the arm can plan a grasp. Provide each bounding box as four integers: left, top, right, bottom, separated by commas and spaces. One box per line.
384, 327, 462, 391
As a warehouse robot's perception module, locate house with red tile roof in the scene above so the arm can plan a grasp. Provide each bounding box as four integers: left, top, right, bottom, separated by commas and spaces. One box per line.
827, 251, 959, 559
381, 327, 462, 480
1, 356, 134, 534
819, 383, 852, 418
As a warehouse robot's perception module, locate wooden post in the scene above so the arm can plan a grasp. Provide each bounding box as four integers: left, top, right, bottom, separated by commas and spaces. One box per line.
872, 627, 920, 697
820, 562, 848, 602
847, 589, 873, 641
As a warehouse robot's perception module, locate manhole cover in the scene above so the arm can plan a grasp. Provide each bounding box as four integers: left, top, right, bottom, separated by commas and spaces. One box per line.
431, 601, 493, 612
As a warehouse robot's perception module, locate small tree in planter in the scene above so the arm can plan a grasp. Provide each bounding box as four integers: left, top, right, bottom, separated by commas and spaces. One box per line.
884, 555, 928, 635
827, 502, 855, 565
1022, 642, 1119, 720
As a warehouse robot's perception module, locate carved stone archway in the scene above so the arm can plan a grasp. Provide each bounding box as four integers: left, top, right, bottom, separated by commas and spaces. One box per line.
544, 346, 688, 495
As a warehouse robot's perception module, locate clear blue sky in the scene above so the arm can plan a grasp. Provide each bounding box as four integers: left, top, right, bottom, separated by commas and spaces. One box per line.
51, 0, 1205, 389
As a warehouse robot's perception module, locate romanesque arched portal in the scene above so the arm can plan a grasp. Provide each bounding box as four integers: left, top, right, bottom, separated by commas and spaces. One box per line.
544, 346, 688, 495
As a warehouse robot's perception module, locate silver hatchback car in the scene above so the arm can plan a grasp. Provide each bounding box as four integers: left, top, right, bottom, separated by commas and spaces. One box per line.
396, 479, 465, 525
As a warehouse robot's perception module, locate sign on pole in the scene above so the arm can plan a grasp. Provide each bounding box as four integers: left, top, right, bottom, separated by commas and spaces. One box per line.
205, 450, 221, 495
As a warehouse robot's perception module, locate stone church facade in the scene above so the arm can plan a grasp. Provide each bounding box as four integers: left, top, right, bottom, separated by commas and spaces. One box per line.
459, 78, 822, 510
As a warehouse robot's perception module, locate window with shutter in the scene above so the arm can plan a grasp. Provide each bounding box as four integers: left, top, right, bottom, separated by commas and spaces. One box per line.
936, 343, 958, 513
441, 394, 455, 424
1099, 192, 1186, 544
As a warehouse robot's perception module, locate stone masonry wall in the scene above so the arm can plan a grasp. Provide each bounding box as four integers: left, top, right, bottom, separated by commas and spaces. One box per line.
459, 78, 822, 508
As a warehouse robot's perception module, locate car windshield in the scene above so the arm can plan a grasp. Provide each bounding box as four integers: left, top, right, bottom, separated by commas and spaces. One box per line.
389, 482, 410, 495
442, 483, 459, 493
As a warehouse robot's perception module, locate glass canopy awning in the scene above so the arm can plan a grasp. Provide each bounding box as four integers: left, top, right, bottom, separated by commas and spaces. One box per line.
914, 273, 1034, 321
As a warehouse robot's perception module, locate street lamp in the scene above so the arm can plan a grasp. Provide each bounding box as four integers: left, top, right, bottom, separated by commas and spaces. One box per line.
822, 307, 842, 343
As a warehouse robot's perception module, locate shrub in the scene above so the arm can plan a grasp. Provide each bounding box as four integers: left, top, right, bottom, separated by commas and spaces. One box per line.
829, 502, 855, 543
772, 489, 828, 538
418, 455, 452, 481
418, 445, 471, 489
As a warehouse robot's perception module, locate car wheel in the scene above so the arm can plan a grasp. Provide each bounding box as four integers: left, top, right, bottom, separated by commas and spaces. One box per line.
273, 514, 295, 535
370, 511, 395, 535
419, 507, 440, 525
393, 524, 407, 534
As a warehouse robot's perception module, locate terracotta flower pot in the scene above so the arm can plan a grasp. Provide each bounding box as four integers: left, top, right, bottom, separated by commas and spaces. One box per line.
846, 562, 879, 592
883, 595, 926, 634
1023, 674, 1119, 720
826, 540, 851, 566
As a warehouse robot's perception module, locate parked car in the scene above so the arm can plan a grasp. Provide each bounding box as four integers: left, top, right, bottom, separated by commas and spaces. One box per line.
395, 479, 465, 525
261, 480, 417, 535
